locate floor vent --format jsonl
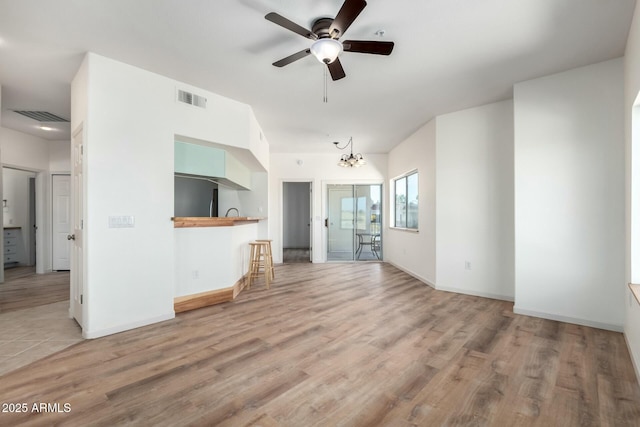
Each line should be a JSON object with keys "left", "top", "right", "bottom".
{"left": 177, "top": 89, "right": 207, "bottom": 109}
{"left": 12, "top": 110, "right": 69, "bottom": 122}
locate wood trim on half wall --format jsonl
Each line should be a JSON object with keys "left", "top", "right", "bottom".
{"left": 174, "top": 275, "right": 248, "bottom": 313}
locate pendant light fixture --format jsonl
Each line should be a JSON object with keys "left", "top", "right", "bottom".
{"left": 334, "top": 137, "right": 366, "bottom": 168}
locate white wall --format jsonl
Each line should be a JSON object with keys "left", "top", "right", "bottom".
{"left": 436, "top": 100, "right": 515, "bottom": 300}
{"left": 238, "top": 171, "right": 269, "bottom": 238}
{"left": 514, "top": 58, "right": 625, "bottom": 331}
{"left": 74, "top": 53, "right": 269, "bottom": 338}
{"left": 0, "top": 126, "right": 49, "bottom": 170}
{"left": 174, "top": 224, "right": 257, "bottom": 297}
{"left": 48, "top": 140, "right": 71, "bottom": 172}
{"left": 85, "top": 53, "right": 175, "bottom": 334}
{"left": 625, "top": 1, "right": 640, "bottom": 379}
{"left": 268, "top": 152, "right": 387, "bottom": 264}
{"left": 386, "top": 120, "right": 436, "bottom": 285}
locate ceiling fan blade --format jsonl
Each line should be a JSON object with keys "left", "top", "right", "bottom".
{"left": 342, "top": 40, "right": 394, "bottom": 55}
{"left": 329, "top": 0, "right": 367, "bottom": 39}
{"left": 327, "top": 58, "right": 346, "bottom": 81}
{"left": 265, "top": 12, "right": 317, "bottom": 40}
{"left": 273, "top": 49, "right": 311, "bottom": 67}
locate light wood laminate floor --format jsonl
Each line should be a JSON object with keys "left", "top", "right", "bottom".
{"left": 1, "top": 262, "right": 639, "bottom": 426}
{"left": 1, "top": 266, "right": 70, "bottom": 313}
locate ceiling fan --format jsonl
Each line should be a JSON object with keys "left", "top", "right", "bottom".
{"left": 265, "top": 0, "right": 394, "bottom": 81}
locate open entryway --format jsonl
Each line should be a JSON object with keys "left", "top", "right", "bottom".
{"left": 327, "top": 184, "right": 382, "bottom": 261}
{"left": 282, "top": 181, "right": 312, "bottom": 263}
{"left": 0, "top": 167, "right": 81, "bottom": 376}
{"left": 2, "top": 167, "right": 37, "bottom": 270}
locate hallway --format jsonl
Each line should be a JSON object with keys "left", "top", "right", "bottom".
{"left": 0, "top": 268, "right": 82, "bottom": 375}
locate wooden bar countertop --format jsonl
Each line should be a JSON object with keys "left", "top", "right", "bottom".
{"left": 172, "top": 216, "right": 266, "bottom": 228}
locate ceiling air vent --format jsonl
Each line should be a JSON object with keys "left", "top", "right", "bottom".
{"left": 177, "top": 89, "right": 207, "bottom": 109}
{"left": 12, "top": 110, "right": 69, "bottom": 122}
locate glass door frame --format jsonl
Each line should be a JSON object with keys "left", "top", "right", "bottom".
{"left": 323, "top": 180, "right": 384, "bottom": 262}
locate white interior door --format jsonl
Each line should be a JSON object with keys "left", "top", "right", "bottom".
{"left": 70, "top": 129, "right": 84, "bottom": 327}
{"left": 52, "top": 175, "right": 71, "bottom": 270}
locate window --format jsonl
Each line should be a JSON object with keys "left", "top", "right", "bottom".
{"left": 339, "top": 196, "right": 367, "bottom": 229}
{"left": 393, "top": 170, "right": 418, "bottom": 230}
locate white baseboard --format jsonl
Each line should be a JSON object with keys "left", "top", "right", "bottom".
{"left": 513, "top": 306, "right": 623, "bottom": 332}
{"left": 385, "top": 261, "right": 436, "bottom": 289}
{"left": 386, "top": 261, "right": 514, "bottom": 302}
{"left": 83, "top": 312, "right": 175, "bottom": 339}
{"left": 436, "top": 284, "right": 514, "bottom": 302}
{"left": 624, "top": 333, "right": 640, "bottom": 383}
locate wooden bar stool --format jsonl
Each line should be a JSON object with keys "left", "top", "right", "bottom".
{"left": 255, "top": 239, "right": 275, "bottom": 280}
{"left": 248, "top": 241, "right": 272, "bottom": 289}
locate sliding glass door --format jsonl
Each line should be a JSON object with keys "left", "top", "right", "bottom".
{"left": 327, "top": 184, "right": 382, "bottom": 261}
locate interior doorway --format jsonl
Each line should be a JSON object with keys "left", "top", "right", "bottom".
{"left": 2, "top": 167, "right": 37, "bottom": 270}
{"left": 327, "top": 184, "right": 382, "bottom": 261}
{"left": 283, "top": 181, "right": 312, "bottom": 263}
{"left": 0, "top": 169, "right": 79, "bottom": 375}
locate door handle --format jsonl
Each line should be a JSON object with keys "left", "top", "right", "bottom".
{"left": 324, "top": 218, "right": 328, "bottom": 228}
{"left": 67, "top": 234, "right": 75, "bottom": 241}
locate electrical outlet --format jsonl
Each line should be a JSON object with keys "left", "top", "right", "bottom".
{"left": 192, "top": 270, "right": 199, "bottom": 279}
{"left": 465, "top": 261, "right": 471, "bottom": 270}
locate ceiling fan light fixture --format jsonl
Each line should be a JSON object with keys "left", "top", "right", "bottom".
{"left": 310, "top": 38, "right": 342, "bottom": 64}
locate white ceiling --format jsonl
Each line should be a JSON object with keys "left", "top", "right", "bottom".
{"left": 0, "top": 0, "right": 636, "bottom": 154}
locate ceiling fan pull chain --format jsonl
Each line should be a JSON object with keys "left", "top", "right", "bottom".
{"left": 323, "top": 66, "right": 328, "bottom": 103}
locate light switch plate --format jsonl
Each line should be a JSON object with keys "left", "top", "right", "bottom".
{"left": 109, "top": 215, "right": 135, "bottom": 228}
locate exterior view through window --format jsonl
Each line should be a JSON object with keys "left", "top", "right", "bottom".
{"left": 394, "top": 171, "right": 418, "bottom": 230}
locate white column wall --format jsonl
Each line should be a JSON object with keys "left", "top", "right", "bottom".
{"left": 514, "top": 58, "right": 625, "bottom": 331}
{"left": 625, "top": 1, "right": 640, "bottom": 379}
{"left": 435, "top": 100, "right": 515, "bottom": 300}
{"left": 84, "top": 54, "right": 176, "bottom": 337}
